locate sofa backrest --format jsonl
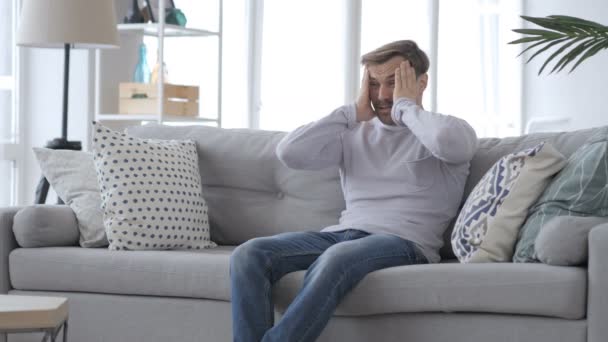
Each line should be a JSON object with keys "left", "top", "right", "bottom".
{"left": 127, "top": 124, "right": 345, "bottom": 245}
{"left": 129, "top": 123, "right": 604, "bottom": 257}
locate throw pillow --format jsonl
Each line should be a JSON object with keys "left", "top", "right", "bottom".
{"left": 92, "top": 121, "right": 217, "bottom": 251}
{"left": 12, "top": 205, "right": 80, "bottom": 248}
{"left": 535, "top": 215, "right": 608, "bottom": 266}
{"left": 452, "top": 142, "right": 566, "bottom": 263}
{"left": 513, "top": 128, "right": 608, "bottom": 262}
{"left": 33, "top": 148, "right": 108, "bottom": 247}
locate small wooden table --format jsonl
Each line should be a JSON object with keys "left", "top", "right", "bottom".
{"left": 0, "top": 295, "right": 68, "bottom": 342}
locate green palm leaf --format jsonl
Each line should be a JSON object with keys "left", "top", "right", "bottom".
{"left": 510, "top": 15, "right": 608, "bottom": 75}
{"left": 525, "top": 37, "right": 569, "bottom": 64}
{"left": 538, "top": 36, "right": 585, "bottom": 75}
{"left": 570, "top": 39, "right": 608, "bottom": 72}
{"left": 551, "top": 38, "right": 596, "bottom": 73}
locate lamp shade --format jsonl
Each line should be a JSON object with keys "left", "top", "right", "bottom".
{"left": 17, "top": 0, "right": 119, "bottom": 49}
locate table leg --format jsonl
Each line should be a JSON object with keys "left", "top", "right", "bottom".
{"left": 41, "top": 329, "right": 52, "bottom": 342}
{"left": 62, "top": 321, "right": 68, "bottom": 342}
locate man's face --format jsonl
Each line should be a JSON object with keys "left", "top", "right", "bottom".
{"left": 367, "top": 56, "right": 425, "bottom": 125}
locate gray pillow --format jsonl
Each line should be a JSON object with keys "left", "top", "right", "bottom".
{"left": 535, "top": 215, "right": 608, "bottom": 266}
{"left": 514, "top": 128, "right": 608, "bottom": 262}
{"left": 13, "top": 205, "right": 79, "bottom": 248}
{"left": 33, "top": 148, "right": 108, "bottom": 247}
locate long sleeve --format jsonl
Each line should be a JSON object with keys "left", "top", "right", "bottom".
{"left": 276, "top": 104, "right": 358, "bottom": 170}
{"left": 391, "top": 97, "right": 478, "bottom": 164}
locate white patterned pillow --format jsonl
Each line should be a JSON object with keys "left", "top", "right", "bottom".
{"left": 451, "top": 142, "right": 566, "bottom": 263}
{"left": 92, "top": 122, "right": 217, "bottom": 251}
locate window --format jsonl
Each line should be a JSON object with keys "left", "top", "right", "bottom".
{"left": 361, "top": 0, "right": 434, "bottom": 110}
{"left": 254, "top": 0, "right": 522, "bottom": 137}
{"left": 258, "top": 0, "right": 347, "bottom": 131}
{"left": 436, "top": 0, "right": 522, "bottom": 137}
{"left": 0, "top": 0, "right": 20, "bottom": 206}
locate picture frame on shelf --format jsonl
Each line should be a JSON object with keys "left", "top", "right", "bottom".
{"left": 145, "top": 0, "right": 176, "bottom": 23}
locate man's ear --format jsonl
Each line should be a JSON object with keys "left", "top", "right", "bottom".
{"left": 418, "top": 73, "right": 428, "bottom": 92}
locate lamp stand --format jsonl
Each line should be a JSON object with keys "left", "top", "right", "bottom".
{"left": 34, "top": 44, "right": 82, "bottom": 204}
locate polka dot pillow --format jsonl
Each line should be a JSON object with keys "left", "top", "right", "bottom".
{"left": 92, "top": 122, "right": 217, "bottom": 251}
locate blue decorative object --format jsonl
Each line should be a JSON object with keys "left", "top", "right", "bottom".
{"left": 133, "top": 43, "right": 150, "bottom": 83}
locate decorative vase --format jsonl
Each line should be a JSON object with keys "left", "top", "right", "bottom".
{"left": 151, "top": 60, "right": 169, "bottom": 84}
{"left": 133, "top": 43, "right": 151, "bottom": 83}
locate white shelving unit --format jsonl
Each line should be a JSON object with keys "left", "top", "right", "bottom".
{"left": 94, "top": 0, "right": 223, "bottom": 127}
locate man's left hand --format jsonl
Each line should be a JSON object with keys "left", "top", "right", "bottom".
{"left": 394, "top": 61, "right": 418, "bottom": 102}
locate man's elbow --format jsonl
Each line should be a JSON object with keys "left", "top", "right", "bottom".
{"left": 436, "top": 124, "right": 478, "bottom": 163}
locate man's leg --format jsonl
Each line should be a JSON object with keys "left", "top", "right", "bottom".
{"left": 230, "top": 230, "right": 346, "bottom": 342}
{"left": 262, "top": 232, "right": 428, "bottom": 342}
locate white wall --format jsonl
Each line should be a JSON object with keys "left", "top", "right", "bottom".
{"left": 522, "top": 0, "right": 608, "bottom": 133}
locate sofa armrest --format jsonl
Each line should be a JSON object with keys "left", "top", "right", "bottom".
{"left": 588, "top": 223, "right": 608, "bottom": 342}
{"left": 0, "top": 207, "right": 22, "bottom": 294}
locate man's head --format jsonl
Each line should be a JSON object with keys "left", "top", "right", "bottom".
{"left": 361, "top": 40, "right": 429, "bottom": 124}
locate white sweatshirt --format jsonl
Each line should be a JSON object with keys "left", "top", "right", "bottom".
{"left": 276, "top": 97, "right": 478, "bottom": 263}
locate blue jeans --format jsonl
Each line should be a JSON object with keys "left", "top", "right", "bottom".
{"left": 229, "top": 229, "right": 428, "bottom": 342}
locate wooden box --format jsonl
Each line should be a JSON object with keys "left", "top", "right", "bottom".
{"left": 118, "top": 83, "right": 199, "bottom": 116}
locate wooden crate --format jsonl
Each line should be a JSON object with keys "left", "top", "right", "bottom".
{"left": 118, "top": 83, "right": 199, "bottom": 116}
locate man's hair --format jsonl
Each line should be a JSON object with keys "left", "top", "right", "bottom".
{"left": 360, "top": 40, "right": 430, "bottom": 78}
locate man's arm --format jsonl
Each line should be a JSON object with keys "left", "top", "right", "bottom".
{"left": 276, "top": 105, "right": 357, "bottom": 170}
{"left": 391, "top": 61, "right": 478, "bottom": 164}
{"left": 391, "top": 98, "right": 478, "bottom": 164}
{"left": 277, "top": 69, "right": 376, "bottom": 170}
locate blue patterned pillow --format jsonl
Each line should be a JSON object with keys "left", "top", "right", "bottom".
{"left": 513, "top": 128, "right": 608, "bottom": 263}
{"left": 452, "top": 142, "right": 566, "bottom": 263}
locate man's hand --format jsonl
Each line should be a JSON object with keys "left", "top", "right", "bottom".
{"left": 394, "top": 61, "right": 418, "bottom": 102}
{"left": 356, "top": 69, "right": 376, "bottom": 122}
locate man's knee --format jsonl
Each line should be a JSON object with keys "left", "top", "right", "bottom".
{"left": 311, "top": 244, "right": 352, "bottom": 274}
{"left": 230, "top": 237, "right": 271, "bottom": 273}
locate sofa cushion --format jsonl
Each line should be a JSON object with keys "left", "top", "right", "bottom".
{"left": 10, "top": 246, "right": 235, "bottom": 301}
{"left": 451, "top": 142, "right": 566, "bottom": 263}
{"left": 126, "top": 124, "right": 346, "bottom": 245}
{"left": 514, "top": 128, "right": 608, "bottom": 262}
{"left": 92, "top": 122, "right": 216, "bottom": 251}
{"left": 12, "top": 205, "right": 79, "bottom": 248}
{"left": 536, "top": 215, "right": 608, "bottom": 266}
{"left": 33, "top": 148, "right": 107, "bottom": 247}
{"left": 440, "top": 125, "right": 605, "bottom": 260}
{"left": 10, "top": 247, "right": 586, "bottom": 319}
{"left": 275, "top": 262, "right": 586, "bottom": 320}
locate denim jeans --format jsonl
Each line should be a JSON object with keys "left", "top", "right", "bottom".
{"left": 229, "top": 229, "right": 428, "bottom": 342}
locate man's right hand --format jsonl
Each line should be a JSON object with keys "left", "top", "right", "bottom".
{"left": 356, "top": 69, "right": 376, "bottom": 122}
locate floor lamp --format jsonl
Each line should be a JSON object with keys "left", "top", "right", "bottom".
{"left": 16, "top": 0, "right": 119, "bottom": 204}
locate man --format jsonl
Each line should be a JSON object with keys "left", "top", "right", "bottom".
{"left": 230, "top": 40, "right": 478, "bottom": 342}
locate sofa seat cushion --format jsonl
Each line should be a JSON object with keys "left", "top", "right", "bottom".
{"left": 10, "top": 248, "right": 586, "bottom": 319}
{"left": 275, "top": 262, "right": 586, "bottom": 320}
{"left": 10, "top": 246, "right": 236, "bottom": 301}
